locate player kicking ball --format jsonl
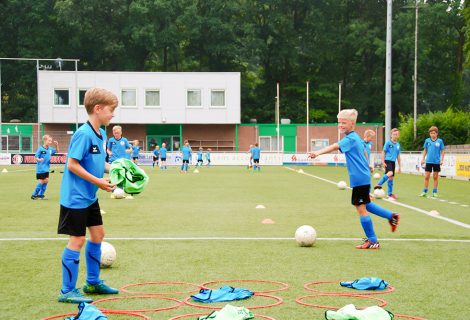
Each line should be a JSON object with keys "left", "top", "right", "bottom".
{"left": 309, "top": 109, "right": 399, "bottom": 249}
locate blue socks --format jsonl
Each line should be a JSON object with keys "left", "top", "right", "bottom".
{"left": 423, "top": 188, "right": 428, "bottom": 193}
{"left": 366, "top": 202, "right": 392, "bottom": 220}
{"left": 433, "top": 188, "right": 437, "bottom": 193}
{"left": 39, "top": 183, "right": 48, "bottom": 196}
{"left": 61, "top": 247, "right": 80, "bottom": 294}
{"left": 360, "top": 216, "right": 377, "bottom": 243}
{"left": 32, "top": 183, "right": 42, "bottom": 197}
{"left": 378, "top": 175, "right": 388, "bottom": 186}
{"left": 387, "top": 180, "right": 394, "bottom": 195}
{"left": 85, "top": 241, "right": 101, "bottom": 285}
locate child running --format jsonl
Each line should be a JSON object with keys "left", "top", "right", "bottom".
{"left": 374, "top": 128, "right": 401, "bottom": 200}
{"left": 31, "top": 135, "right": 59, "bottom": 200}
{"left": 309, "top": 109, "right": 399, "bottom": 249}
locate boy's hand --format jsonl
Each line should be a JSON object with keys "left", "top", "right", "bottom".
{"left": 420, "top": 160, "right": 425, "bottom": 167}
{"left": 308, "top": 152, "right": 318, "bottom": 159}
{"left": 53, "top": 140, "right": 59, "bottom": 145}
{"left": 369, "top": 165, "right": 374, "bottom": 173}
{"left": 382, "top": 162, "right": 387, "bottom": 168}
{"left": 97, "top": 178, "right": 115, "bottom": 192}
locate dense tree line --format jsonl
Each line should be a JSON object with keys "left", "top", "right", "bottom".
{"left": 1, "top": 0, "right": 468, "bottom": 127}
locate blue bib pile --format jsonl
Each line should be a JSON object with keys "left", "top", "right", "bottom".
{"left": 340, "top": 277, "right": 388, "bottom": 291}
{"left": 191, "top": 285, "right": 254, "bottom": 303}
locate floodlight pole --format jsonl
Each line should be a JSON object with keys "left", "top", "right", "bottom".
{"left": 413, "top": 0, "right": 419, "bottom": 140}
{"left": 276, "top": 82, "right": 280, "bottom": 156}
{"left": 385, "top": 0, "right": 393, "bottom": 140}
{"left": 306, "top": 81, "right": 309, "bottom": 153}
{"left": 338, "top": 81, "right": 342, "bottom": 142}
{"left": 0, "top": 61, "right": 2, "bottom": 151}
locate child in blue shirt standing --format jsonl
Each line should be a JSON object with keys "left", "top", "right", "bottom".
{"left": 152, "top": 145, "right": 160, "bottom": 169}
{"left": 374, "top": 128, "right": 401, "bottom": 200}
{"left": 181, "top": 140, "right": 192, "bottom": 173}
{"left": 309, "top": 109, "right": 399, "bottom": 249}
{"left": 57, "top": 88, "right": 119, "bottom": 303}
{"left": 205, "top": 148, "right": 211, "bottom": 166}
{"left": 159, "top": 143, "right": 167, "bottom": 170}
{"left": 420, "top": 126, "right": 445, "bottom": 198}
{"left": 131, "top": 140, "right": 141, "bottom": 165}
{"left": 31, "top": 135, "right": 59, "bottom": 200}
{"left": 252, "top": 143, "right": 261, "bottom": 172}
{"left": 196, "top": 147, "right": 204, "bottom": 166}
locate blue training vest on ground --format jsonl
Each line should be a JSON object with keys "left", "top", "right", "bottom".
{"left": 340, "top": 277, "right": 388, "bottom": 291}
{"left": 191, "top": 285, "right": 254, "bottom": 303}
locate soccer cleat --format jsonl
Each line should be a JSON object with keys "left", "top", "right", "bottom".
{"left": 432, "top": 193, "right": 439, "bottom": 198}
{"left": 83, "top": 280, "right": 119, "bottom": 294}
{"left": 31, "top": 195, "right": 37, "bottom": 200}
{"left": 58, "top": 288, "right": 93, "bottom": 304}
{"left": 38, "top": 195, "right": 48, "bottom": 200}
{"left": 355, "top": 239, "right": 380, "bottom": 249}
{"left": 389, "top": 213, "right": 400, "bottom": 232}
{"left": 388, "top": 194, "right": 397, "bottom": 200}
{"left": 374, "top": 185, "right": 382, "bottom": 190}
{"left": 419, "top": 192, "right": 428, "bottom": 198}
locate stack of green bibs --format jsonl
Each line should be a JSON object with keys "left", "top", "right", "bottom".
{"left": 325, "top": 304, "right": 394, "bottom": 320}
{"left": 198, "top": 304, "right": 254, "bottom": 320}
{"left": 109, "top": 159, "right": 149, "bottom": 194}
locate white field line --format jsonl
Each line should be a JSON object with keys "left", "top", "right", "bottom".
{"left": 1, "top": 237, "right": 470, "bottom": 243}
{"left": 285, "top": 167, "right": 470, "bottom": 229}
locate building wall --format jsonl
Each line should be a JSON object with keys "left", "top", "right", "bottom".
{"left": 238, "top": 126, "right": 258, "bottom": 151}
{"left": 183, "top": 124, "right": 236, "bottom": 151}
{"left": 38, "top": 71, "right": 240, "bottom": 125}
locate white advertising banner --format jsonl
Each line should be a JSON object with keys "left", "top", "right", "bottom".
{"left": 0, "top": 153, "right": 11, "bottom": 165}
{"left": 139, "top": 152, "right": 283, "bottom": 166}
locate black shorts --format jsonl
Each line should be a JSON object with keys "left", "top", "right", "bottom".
{"left": 351, "top": 185, "right": 371, "bottom": 206}
{"left": 253, "top": 159, "right": 260, "bottom": 164}
{"left": 183, "top": 159, "right": 189, "bottom": 164}
{"left": 132, "top": 156, "right": 139, "bottom": 160}
{"left": 207, "top": 159, "right": 211, "bottom": 163}
{"left": 425, "top": 163, "right": 441, "bottom": 173}
{"left": 58, "top": 200, "right": 103, "bottom": 236}
{"left": 197, "top": 159, "right": 203, "bottom": 163}
{"left": 161, "top": 158, "right": 166, "bottom": 161}
{"left": 385, "top": 160, "right": 396, "bottom": 176}
{"left": 153, "top": 156, "right": 159, "bottom": 162}
{"left": 36, "top": 172, "right": 49, "bottom": 180}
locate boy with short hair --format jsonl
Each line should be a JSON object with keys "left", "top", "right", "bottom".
{"left": 57, "top": 88, "right": 119, "bottom": 303}
{"left": 159, "top": 143, "right": 167, "bottom": 170}
{"left": 362, "top": 129, "right": 375, "bottom": 170}
{"left": 374, "top": 128, "right": 401, "bottom": 200}
{"left": 31, "top": 135, "right": 59, "bottom": 200}
{"left": 309, "top": 109, "right": 399, "bottom": 249}
{"left": 197, "top": 147, "right": 204, "bottom": 166}
{"left": 252, "top": 143, "right": 261, "bottom": 171}
{"left": 106, "top": 125, "right": 132, "bottom": 163}
{"left": 181, "top": 140, "right": 192, "bottom": 173}
{"left": 205, "top": 148, "right": 211, "bottom": 166}
{"left": 420, "top": 126, "right": 445, "bottom": 198}
{"left": 152, "top": 145, "right": 160, "bottom": 169}
{"left": 131, "top": 140, "right": 141, "bottom": 164}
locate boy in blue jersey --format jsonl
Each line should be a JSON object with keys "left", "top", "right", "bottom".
{"left": 362, "top": 129, "right": 375, "bottom": 170}
{"left": 420, "top": 126, "right": 445, "bottom": 198}
{"left": 31, "top": 135, "right": 59, "bottom": 200}
{"left": 374, "top": 128, "right": 401, "bottom": 200}
{"left": 205, "top": 148, "right": 211, "bottom": 166}
{"left": 152, "top": 145, "right": 160, "bottom": 169}
{"left": 180, "top": 140, "right": 192, "bottom": 173}
{"left": 159, "top": 143, "right": 167, "bottom": 170}
{"left": 247, "top": 144, "right": 254, "bottom": 169}
{"left": 131, "top": 140, "right": 141, "bottom": 164}
{"left": 252, "top": 143, "right": 261, "bottom": 171}
{"left": 196, "top": 147, "right": 204, "bottom": 166}
{"left": 57, "top": 88, "right": 119, "bottom": 303}
{"left": 309, "top": 109, "right": 399, "bottom": 249}
{"left": 106, "top": 125, "right": 132, "bottom": 163}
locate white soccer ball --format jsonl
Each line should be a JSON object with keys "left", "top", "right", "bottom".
{"left": 373, "top": 173, "right": 381, "bottom": 179}
{"left": 337, "top": 181, "right": 347, "bottom": 190}
{"left": 295, "top": 225, "right": 317, "bottom": 247}
{"left": 113, "top": 187, "right": 125, "bottom": 199}
{"left": 100, "top": 241, "right": 116, "bottom": 268}
{"left": 373, "top": 188, "right": 386, "bottom": 199}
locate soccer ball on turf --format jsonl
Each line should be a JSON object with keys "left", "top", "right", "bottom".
{"left": 100, "top": 241, "right": 117, "bottom": 268}
{"left": 373, "top": 173, "right": 381, "bottom": 179}
{"left": 373, "top": 188, "right": 386, "bottom": 199}
{"left": 295, "top": 225, "right": 317, "bottom": 247}
{"left": 337, "top": 181, "right": 347, "bottom": 190}
{"left": 113, "top": 187, "right": 125, "bottom": 199}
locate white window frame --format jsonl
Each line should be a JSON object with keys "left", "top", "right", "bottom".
{"left": 311, "top": 139, "right": 329, "bottom": 151}
{"left": 186, "top": 89, "right": 203, "bottom": 108}
{"left": 78, "top": 88, "right": 89, "bottom": 108}
{"left": 144, "top": 89, "right": 161, "bottom": 108}
{"left": 259, "top": 136, "right": 284, "bottom": 152}
{"left": 53, "top": 88, "right": 70, "bottom": 107}
{"left": 121, "top": 88, "right": 137, "bottom": 108}
{"left": 210, "top": 89, "right": 226, "bottom": 108}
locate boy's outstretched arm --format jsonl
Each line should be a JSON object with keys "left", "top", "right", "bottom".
{"left": 308, "top": 143, "right": 339, "bottom": 159}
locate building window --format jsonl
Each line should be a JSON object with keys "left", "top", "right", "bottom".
{"left": 311, "top": 139, "right": 329, "bottom": 151}
{"left": 145, "top": 89, "right": 160, "bottom": 107}
{"left": 78, "top": 89, "right": 87, "bottom": 106}
{"left": 211, "top": 90, "right": 225, "bottom": 107}
{"left": 54, "top": 89, "right": 69, "bottom": 106}
{"left": 259, "top": 136, "right": 284, "bottom": 152}
{"left": 187, "top": 89, "right": 202, "bottom": 107}
{"left": 121, "top": 89, "right": 137, "bottom": 107}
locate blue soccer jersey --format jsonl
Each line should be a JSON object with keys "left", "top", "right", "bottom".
{"left": 423, "top": 138, "right": 445, "bottom": 164}
{"left": 159, "top": 147, "right": 167, "bottom": 158}
{"left": 60, "top": 122, "right": 107, "bottom": 209}
{"left": 362, "top": 140, "right": 372, "bottom": 164}
{"left": 131, "top": 145, "right": 140, "bottom": 158}
{"left": 107, "top": 137, "right": 131, "bottom": 162}
{"left": 197, "top": 150, "right": 203, "bottom": 161}
{"left": 182, "top": 146, "right": 192, "bottom": 161}
{"left": 205, "top": 151, "right": 211, "bottom": 160}
{"left": 35, "top": 146, "right": 56, "bottom": 174}
{"left": 338, "top": 131, "right": 371, "bottom": 187}
{"left": 383, "top": 140, "right": 401, "bottom": 161}
{"left": 252, "top": 147, "right": 260, "bottom": 160}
